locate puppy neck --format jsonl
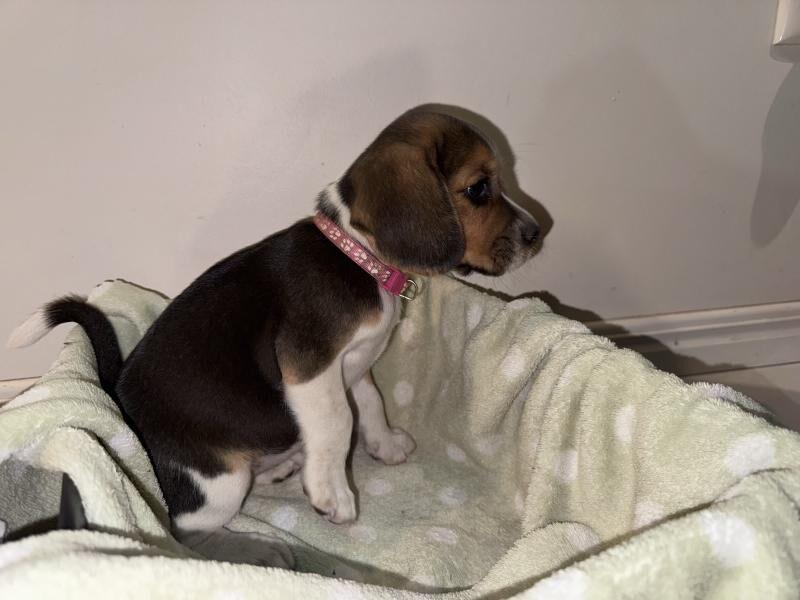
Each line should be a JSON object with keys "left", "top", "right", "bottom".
{"left": 315, "top": 181, "right": 374, "bottom": 251}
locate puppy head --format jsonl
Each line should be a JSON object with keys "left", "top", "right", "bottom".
{"left": 337, "top": 108, "right": 539, "bottom": 276}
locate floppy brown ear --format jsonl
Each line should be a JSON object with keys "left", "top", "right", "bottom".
{"left": 345, "top": 142, "right": 465, "bottom": 274}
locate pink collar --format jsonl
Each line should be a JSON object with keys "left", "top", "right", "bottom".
{"left": 313, "top": 212, "right": 418, "bottom": 300}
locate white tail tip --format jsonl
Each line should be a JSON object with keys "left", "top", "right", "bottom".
{"left": 7, "top": 308, "right": 51, "bottom": 349}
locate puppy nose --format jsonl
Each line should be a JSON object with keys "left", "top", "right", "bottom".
{"left": 521, "top": 221, "right": 540, "bottom": 245}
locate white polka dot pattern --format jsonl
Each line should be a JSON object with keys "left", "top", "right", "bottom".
{"left": 700, "top": 512, "right": 755, "bottom": 568}
{"left": 269, "top": 506, "right": 299, "bottom": 532}
{"left": 614, "top": 405, "right": 635, "bottom": 445}
{"left": 501, "top": 347, "right": 527, "bottom": 381}
{"left": 348, "top": 525, "right": 377, "bottom": 544}
{"left": 438, "top": 486, "right": 467, "bottom": 507}
{"left": 446, "top": 443, "right": 466, "bottom": 462}
{"left": 364, "top": 478, "right": 393, "bottom": 496}
{"left": 566, "top": 526, "right": 601, "bottom": 552}
{"left": 466, "top": 303, "right": 483, "bottom": 332}
{"left": 427, "top": 527, "right": 459, "bottom": 545}
{"left": 475, "top": 435, "right": 502, "bottom": 457}
{"left": 724, "top": 433, "right": 775, "bottom": 478}
{"left": 398, "top": 319, "right": 416, "bottom": 343}
{"left": 392, "top": 380, "right": 414, "bottom": 407}
{"left": 554, "top": 449, "right": 578, "bottom": 482}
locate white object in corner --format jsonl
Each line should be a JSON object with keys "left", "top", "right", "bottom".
{"left": 773, "top": 0, "right": 800, "bottom": 61}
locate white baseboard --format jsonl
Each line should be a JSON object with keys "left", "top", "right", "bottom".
{"left": 3, "top": 301, "right": 799, "bottom": 397}
{"left": 587, "top": 300, "right": 800, "bottom": 376}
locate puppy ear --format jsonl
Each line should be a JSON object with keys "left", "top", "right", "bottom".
{"left": 345, "top": 142, "right": 465, "bottom": 273}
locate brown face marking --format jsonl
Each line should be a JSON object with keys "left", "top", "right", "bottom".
{"left": 448, "top": 145, "right": 515, "bottom": 274}
{"left": 339, "top": 109, "right": 525, "bottom": 275}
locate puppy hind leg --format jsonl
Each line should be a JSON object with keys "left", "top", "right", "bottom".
{"left": 253, "top": 443, "right": 305, "bottom": 484}
{"left": 173, "top": 466, "right": 294, "bottom": 568}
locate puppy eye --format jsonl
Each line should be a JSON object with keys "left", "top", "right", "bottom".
{"left": 464, "top": 177, "right": 491, "bottom": 206}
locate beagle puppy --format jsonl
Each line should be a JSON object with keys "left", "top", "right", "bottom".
{"left": 9, "top": 108, "right": 540, "bottom": 567}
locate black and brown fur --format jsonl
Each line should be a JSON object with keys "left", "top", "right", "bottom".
{"left": 10, "top": 107, "right": 540, "bottom": 560}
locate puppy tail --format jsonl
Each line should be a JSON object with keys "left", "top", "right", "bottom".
{"left": 8, "top": 295, "right": 123, "bottom": 398}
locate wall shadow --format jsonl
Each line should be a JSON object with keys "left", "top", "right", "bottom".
{"left": 751, "top": 65, "right": 800, "bottom": 246}
{"left": 456, "top": 278, "right": 800, "bottom": 423}
{"left": 527, "top": 289, "right": 745, "bottom": 377}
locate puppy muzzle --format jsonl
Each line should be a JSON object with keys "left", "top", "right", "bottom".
{"left": 503, "top": 194, "right": 540, "bottom": 271}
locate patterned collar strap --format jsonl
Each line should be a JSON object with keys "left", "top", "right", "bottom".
{"left": 313, "top": 212, "right": 418, "bottom": 300}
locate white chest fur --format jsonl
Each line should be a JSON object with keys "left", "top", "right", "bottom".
{"left": 341, "top": 289, "right": 401, "bottom": 388}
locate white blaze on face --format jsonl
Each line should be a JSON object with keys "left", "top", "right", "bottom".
{"left": 501, "top": 193, "right": 539, "bottom": 270}
{"left": 502, "top": 192, "right": 537, "bottom": 225}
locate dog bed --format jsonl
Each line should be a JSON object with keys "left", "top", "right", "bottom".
{"left": 2, "top": 278, "right": 799, "bottom": 599}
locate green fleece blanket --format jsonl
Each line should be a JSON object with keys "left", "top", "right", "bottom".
{"left": 2, "top": 278, "right": 799, "bottom": 599}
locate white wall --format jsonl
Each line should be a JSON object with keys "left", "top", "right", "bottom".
{"left": 2, "top": 1, "right": 798, "bottom": 379}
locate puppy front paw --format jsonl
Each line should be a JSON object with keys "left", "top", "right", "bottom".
{"left": 367, "top": 427, "right": 416, "bottom": 465}
{"left": 304, "top": 477, "right": 357, "bottom": 524}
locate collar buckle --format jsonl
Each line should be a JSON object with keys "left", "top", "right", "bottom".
{"left": 399, "top": 279, "right": 418, "bottom": 301}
